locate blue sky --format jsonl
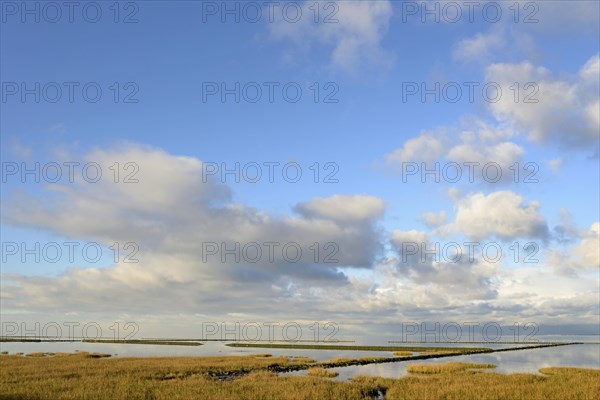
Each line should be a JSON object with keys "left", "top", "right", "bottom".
{"left": 1, "top": 0, "right": 599, "bottom": 340}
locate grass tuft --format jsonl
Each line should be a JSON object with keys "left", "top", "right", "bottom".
{"left": 307, "top": 367, "right": 339, "bottom": 378}
{"left": 392, "top": 351, "right": 413, "bottom": 357}
{"left": 407, "top": 362, "right": 497, "bottom": 374}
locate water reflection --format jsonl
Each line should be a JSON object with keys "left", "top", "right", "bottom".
{"left": 2, "top": 340, "right": 598, "bottom": 382}
{"left": 325, "top": 344, "right": 600, "bottom": 381}
{"left": 0, "top": 341, "right": 209, "bottom": 357}
{"left": 0, "top": 341, "right": 399, "bottom": 360}
{"left": 0, "top": 341, "right": 530, "bottom": 359}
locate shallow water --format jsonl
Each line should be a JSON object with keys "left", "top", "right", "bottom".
{"left": 316, "top": 344, "right": 600, "bottom": 381}
{"left": 0, "top": 340, "right": 534, "bottom": 359}
{"left": 2, "top": 339, "right": 598, "bottom": 381}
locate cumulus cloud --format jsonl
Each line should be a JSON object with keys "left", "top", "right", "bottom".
{"left": 452, "top": 31, "right": 505, "bottom": 64}
{"left": 389, "top": 229, "right": 499, "bottom": 301}
{"left": 1, "top": 145, "right": 386, "bottom": 314}
{"left": 315, "top": 240, "right": 599, "bottom": 328}
{"left": 441, "top": 191, "right": 550, "bottom": 241}
{"left": 267, "top": 0, "right": 394, "bottom": 73}
{"left": 390, "top": 229, "right": 429, "bottom": 270}
{"left": 386, "top": 134, "right": 445, "bottom": 165}
{"left": 421, "top": 211, "right": 447, "bottom": 229}
{"left": 385, "top": 117, "right": 525, "bottom": 186}
{"left": 575, "top": 223, "right": 600, "bottom": 267}
{"left": 547, "top": 222, "right": 600, "bottom": 276}
{"left": 295, "top": 194, "right": 385, "bottom": 222}
{"left": 552, "top": 208, "right": 580, "bottom": 243}
{"left": 365, "top": 216, "right": 598, "bottom": 326}
{"left": 386, "top": 56, "right": 599, "bottom": 184}
{"left": 486, "top": 54, "right": 600, "bottom": 149}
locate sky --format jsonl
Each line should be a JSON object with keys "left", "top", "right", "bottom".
{"left": 1, "top": 0, "right": 599, "bottom": 342}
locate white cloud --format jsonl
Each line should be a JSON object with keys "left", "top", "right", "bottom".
{"left": 547, "top": 222, "right": 600, "bottom": 276}
{"left": 421, "top": 211, "right": 447, "bottom": 229}
{"left": 386, "top": 118, "right": 524, "bottom": 186}
{"left": 391, "top": 229, "right": 428, "bottom": 253}
{"left": 1, "top": 145, "right": 387, "bottom": 314}
{"left": 452, "top": 31, "right": 505, "bottom": 64}
{"left": 389, "top": 229, "right": 499, "bottom": 301}
{"left": 444, "top": 191, "right": 549, "bottom": 241}
{"left": 575, "top": 222, "right": 600, "bottom": 268}
{"left": 268, "top": 0, "right": 394, "bottom": 74}
{"left": 552, "top": 208, "right": 580, "bottom": 243}
{"left": 486, "top": 55, "right": 600, "bottom": 149}
{"left": 386, "top": 56, "right": 599, "bottom": 188}
{"left": 295, "top": 194, "right": 385, "bottom": 222}
{"left": 548, "top": 158, "right": 563, "bottom": 171}
{"left": 386, "top": 133, "right": 444, "bottom": 164}
{"left": 446, "top": 141, "right": 524, "bottom": 171}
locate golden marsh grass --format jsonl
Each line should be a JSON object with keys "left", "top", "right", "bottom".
{"left": 306, "top": 367, "right": 339, "bottom": 378}
{"left": 406, "top": 361, "right": 496, "bottom": 374}
{"left": 1, "top": 353, "right": 598, "bottom": 399}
